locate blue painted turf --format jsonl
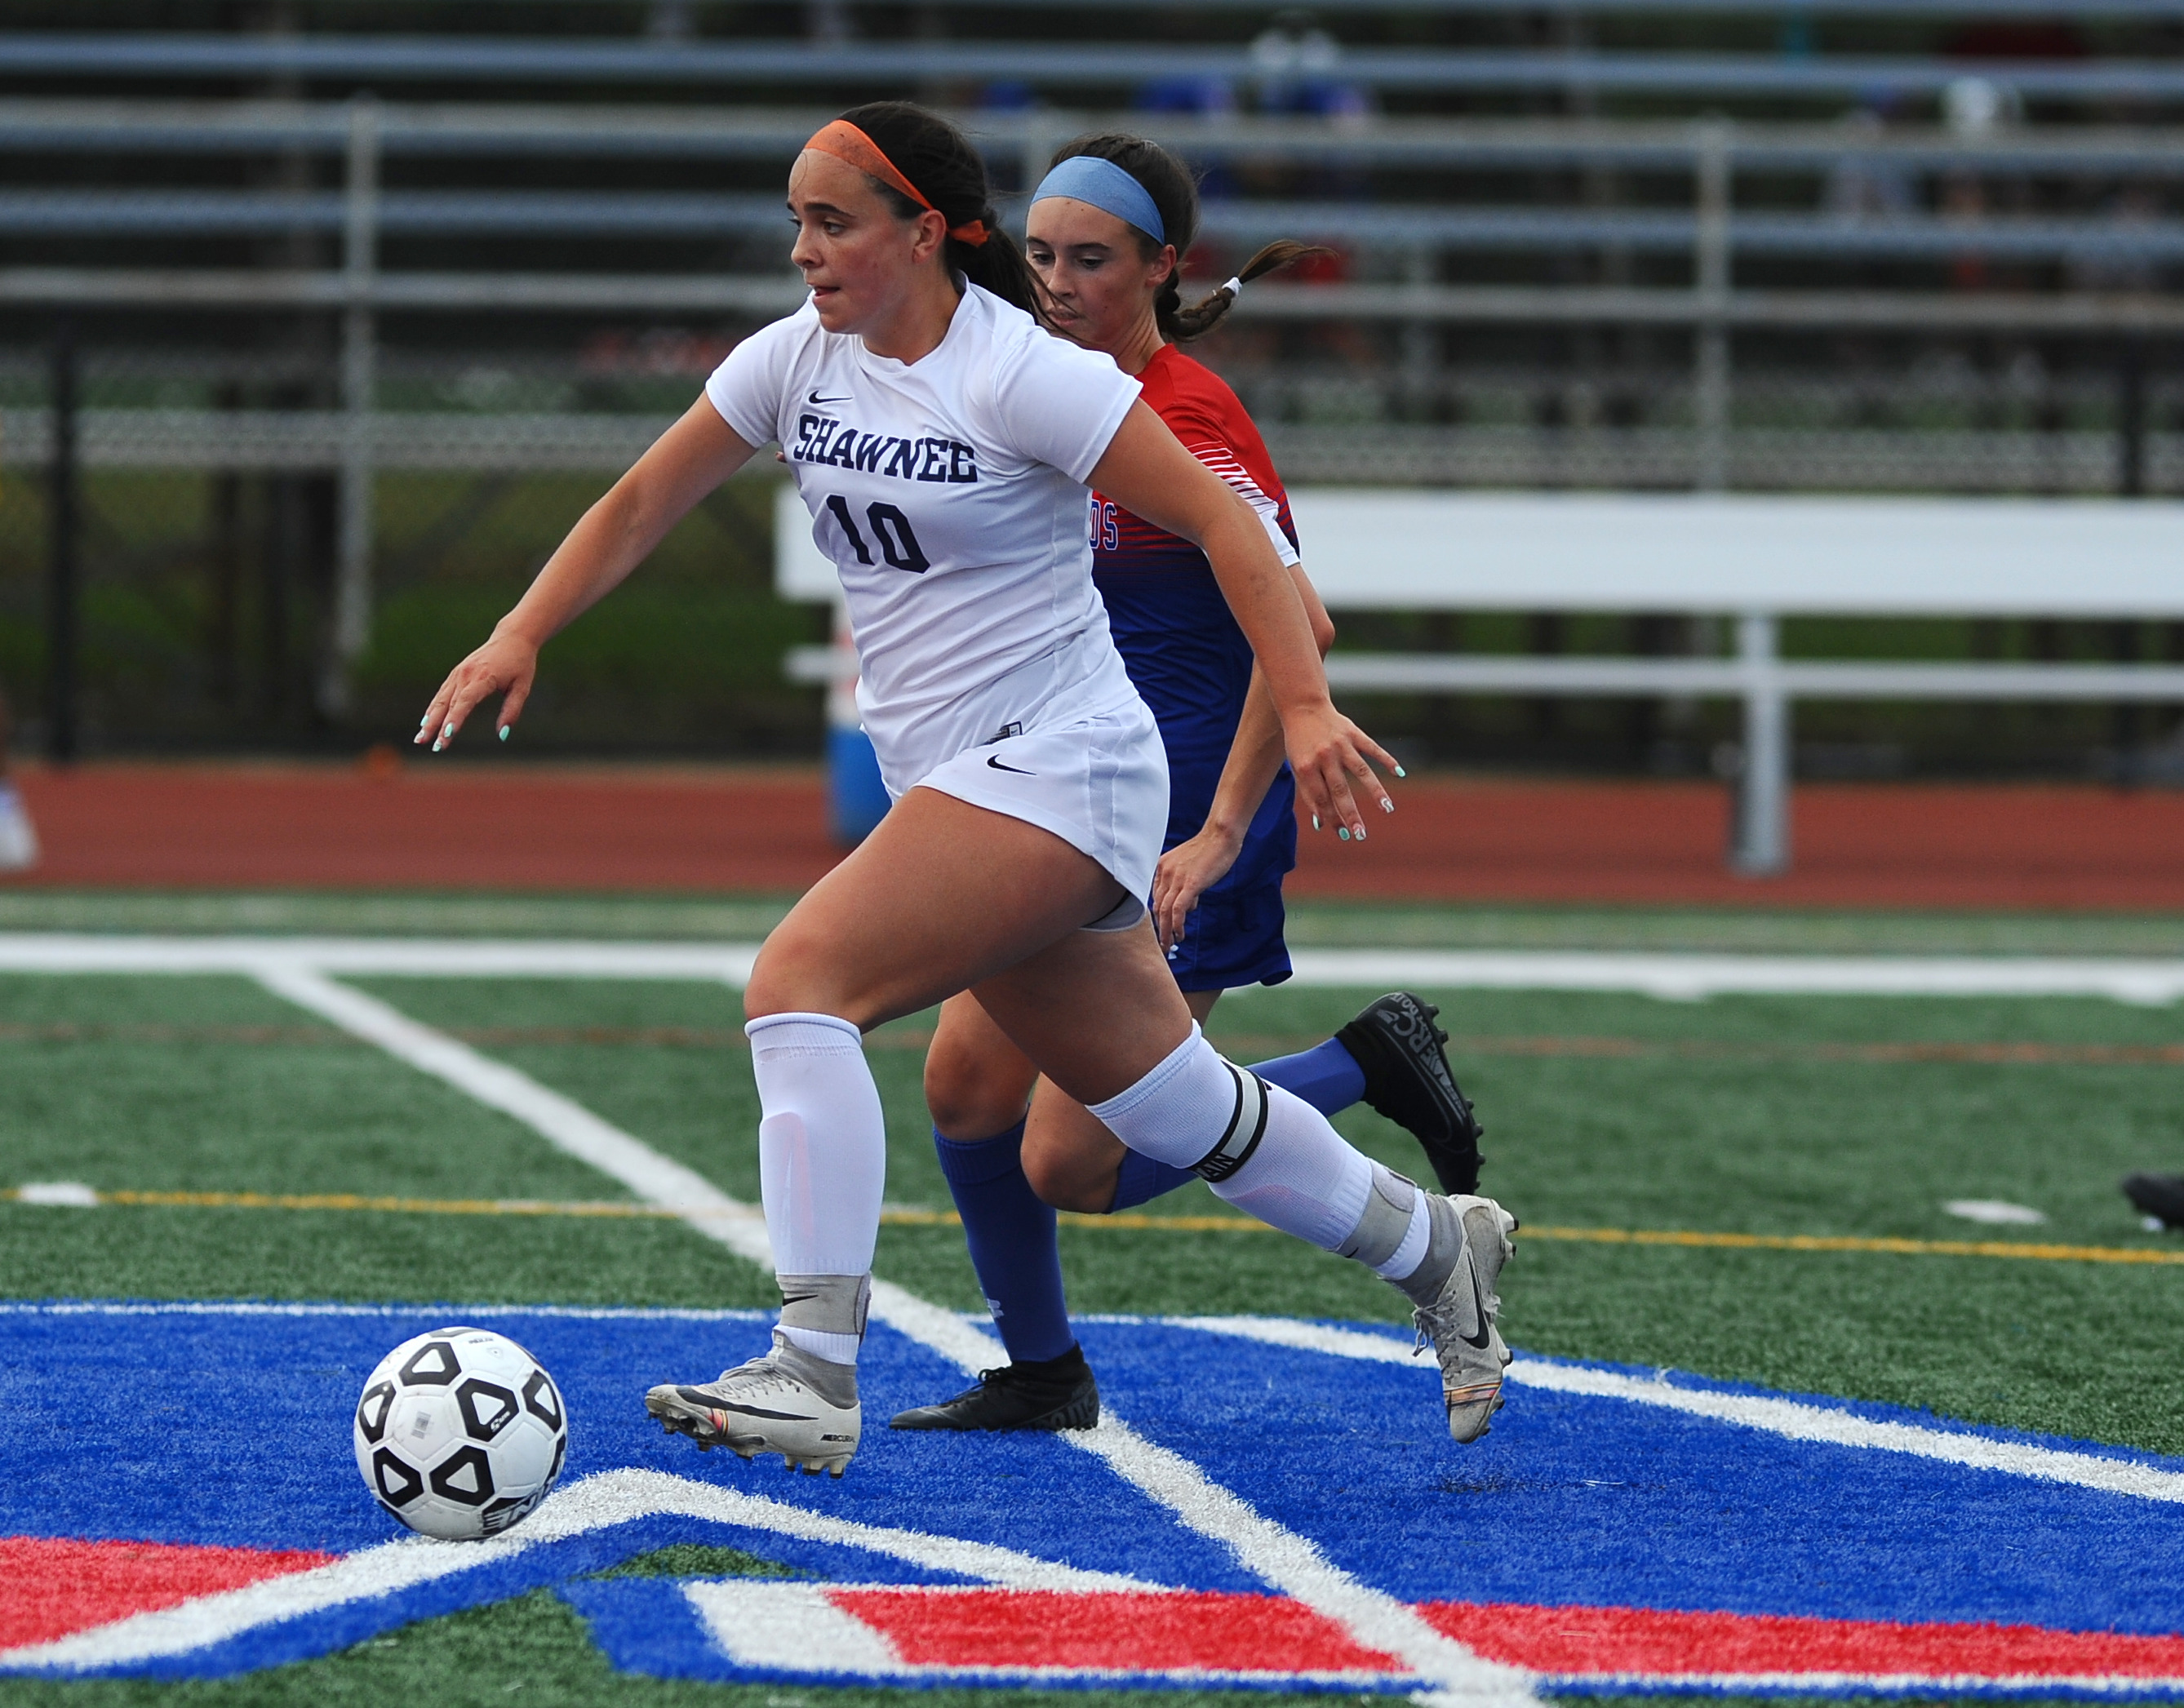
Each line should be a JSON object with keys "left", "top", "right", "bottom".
{"left": 4, "top": 1302, "right": 2184, "bottom": 1680}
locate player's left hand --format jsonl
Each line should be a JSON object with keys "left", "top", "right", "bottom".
{"left": 1152, "top": 827, "right": 1246, "bottom": 952}
{"left": 1283, "top": 701, "right": 1398, "bottom": 841}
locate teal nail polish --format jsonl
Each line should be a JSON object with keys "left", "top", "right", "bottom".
{"left": 442, "top": 722, "right": 455, "bottom": 739}
{"left": 418, "top": 713, "right": 431, "bottom": 729}
{"left": 1395, "top": 765, "right": 1407, "bottom": 778}
{"left": 498, "top": 725, "right": 510, "bottom": 743}
{"left": 1338, "top": 827, "right": 1350, "bottom": 841}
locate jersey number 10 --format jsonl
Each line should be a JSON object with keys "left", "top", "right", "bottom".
{"left": 826, "top": 495, "right": 930, "bottom": 575}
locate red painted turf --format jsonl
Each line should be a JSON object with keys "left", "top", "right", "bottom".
{"left": 10, "top": 761, "right": 2184, "bottom": 908}
{"left": 836, "top": 1586, "right": 1399, "bottom": 1673}
{"left": 824, "top": 1586, "right": 2184, "bottom": 1684}
{"left": 0, "top": 1536, "right": 334, "bottom": 1648}
{"left": 1422, "top": 1599, "right": 2184, "bottom": 1682}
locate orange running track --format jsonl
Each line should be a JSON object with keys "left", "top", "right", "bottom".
{"left": 7, "top": 761, "right": 2184, "bottom": 911}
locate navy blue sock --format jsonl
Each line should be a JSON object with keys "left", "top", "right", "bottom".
{"left": 1251, "top": 1036, "right": 1367, "bottom": 1116}
{"left": 1104, "top": 1036, "right": 1370, "bottom": 1214}
{"left": 932, "top": 1123, "right": 1076, "bottom": 1365}
{"left": 1108, "top": 1147, "right": 1196, "bottom": 1213}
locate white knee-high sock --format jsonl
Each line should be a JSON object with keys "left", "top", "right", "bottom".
{"left": 1089, "top": 1026, "right": 1385, "bottom": 1254}
{"left": 745, "top": 1010, "right": 886, "bottom": 1364}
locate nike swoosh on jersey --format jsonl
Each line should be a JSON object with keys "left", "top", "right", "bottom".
{"left": 985, "top": 756, "right": 1035, "bottom": 776}
{"left": 807, "top": 389, "right": 853, "bottom": 405}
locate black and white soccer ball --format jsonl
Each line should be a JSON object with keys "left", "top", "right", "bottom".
{"left": 353, "top": 1327, "right": 568, "bottom": 1541}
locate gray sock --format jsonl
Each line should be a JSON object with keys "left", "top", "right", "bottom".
{"left": 1391, "top": 1193, "right": 1466, "bottom": 1308}
{"left": 769, "top": 1327, "right": 860, "bottom": 1409}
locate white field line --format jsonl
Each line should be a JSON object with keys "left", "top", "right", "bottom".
{"left": 250, "top": 965, "right": 773, "bottom": 1263}
{"left": 247, "top": 965, "right": 1537, "bottom": 1707}
{"left": 0, "top": 1467, "right": 1148, "bottom": 1675}
{"left": 684, "top": 1580, "right": 1411, "bottom": 1688}
{"left": 0, "top": 933, "right": 2180, "bottom": 1002}
{"left": 0, "top": 1301, "right": 767, "bottom": 1322}
{"left": 1177, "top": 1317, "right": 2184, "bottom": 1506}
{"left": 0, "top": 934, "right": 761, "bottom": 982}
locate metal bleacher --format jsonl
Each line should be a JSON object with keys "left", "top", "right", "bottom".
{"left": 9, "top": 2, "right": 2184, "bottom": 850}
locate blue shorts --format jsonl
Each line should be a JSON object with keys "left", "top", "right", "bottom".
{"left": 1163, "top": 879, "right": 1293, "bottom": 993}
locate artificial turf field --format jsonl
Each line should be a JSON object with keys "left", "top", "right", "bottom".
{"left": 7, "top": 896, "right": 2184, "bottom": 1706}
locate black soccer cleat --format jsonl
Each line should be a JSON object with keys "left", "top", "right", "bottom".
{"left": 1336, "top": 992, "right": 1485, "bottom": 1196}
{"left": 2123, "top": 1172, "right": 2184, "bottom": 1229}
{"left": 888, "top": 1344, "right": 1099, "bottom": 1432}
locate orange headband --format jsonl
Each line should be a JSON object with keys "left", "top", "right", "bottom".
{"left": 803, "top": 119, "right": 990, "bottom": 247}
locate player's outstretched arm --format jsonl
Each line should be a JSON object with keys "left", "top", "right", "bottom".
{"left": 1151, "top": 567, "right": 1335, "bottom": 950}
{"left": 417, "top": 397, "right": 757, "bottom": 750}
{"left": 1088, "top": 403, "right": 1394, "bottom": 838}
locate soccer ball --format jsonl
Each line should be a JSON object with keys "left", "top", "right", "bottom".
{"left": 353, "top": 1327, "right": 568, "bottom": 1541}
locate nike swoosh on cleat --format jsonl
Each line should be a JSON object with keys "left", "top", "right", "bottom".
{"left": 1458, "top": 1266, "right": 1493, "bottom": 1351}
{"left": 807, "top": 390, "right": 852, "bottom": 404}
{"left": 986, "top": 756, "right": 1034, "bottom": 775}
{"left": 719, "top": 1400, "right": 823, "bottom": 1422}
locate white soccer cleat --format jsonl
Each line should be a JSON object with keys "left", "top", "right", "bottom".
{"left": 644, "top": 1329, "right": 861, "bottom": 1476}
{"left": 0, "top": 785, "right": 39, "bottom": 872}
{"left": 1412, "top": 1194, "right": 1516, "bottom": 1444}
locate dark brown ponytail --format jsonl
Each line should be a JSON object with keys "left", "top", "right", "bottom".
{"left": 1047, "top": 133, "right": 1331, "bottom": 342}
{"left": 836, "top": 100, "right": 1047, "bottom": 322}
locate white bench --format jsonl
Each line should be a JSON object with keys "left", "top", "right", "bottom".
{"left": 779, "top": 486, "right": 2184, "bottom": 874}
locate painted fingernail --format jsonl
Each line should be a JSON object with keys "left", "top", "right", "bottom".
{"left": 1311, "top": 814, "right": 1321, "bottom": 831}
{"left": 1354, "top": 827, "right": 1367, "bottom": 841}
{"left": 431, "top": 739, "right": 443, "bottom": 752}
{"left": 442, "top": 722, "right": 455, "bottom": 739}
{"left": 1380, "top": 796, "right": 1394, "bottom": 813}
{"left": 419, "top": 713, "right": 431, "bottom": 729}
{"left": 1395, "top": 765, "right": 1407, "bottom": 778}
{"left": 1338, "top": 827, "right": 1351, "bottom": 841}
{"left": 498, "top": 725, "right": 509, "bottom": 743}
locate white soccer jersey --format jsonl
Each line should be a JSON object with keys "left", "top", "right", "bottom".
{"left": 708, "top": 286, "right": 1145, "bottom": 796}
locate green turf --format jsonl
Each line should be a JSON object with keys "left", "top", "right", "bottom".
{"left": 11, "top": 888, "right": 2184, "bottom": 955}
{"left": 0, "top": 974, "right": 770, "bottom": 1307}
{"left": 593, "top": 1545, "right": 806, "bottom": 1581}
{"left": 7, "top": 961, "right": 2184, "bottom": 1701}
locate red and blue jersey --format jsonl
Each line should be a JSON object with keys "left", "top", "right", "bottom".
{"left": 1089, "top": 345, "right": 1302, "bottom": 907}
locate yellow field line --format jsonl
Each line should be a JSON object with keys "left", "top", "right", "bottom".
{"left": 7, "top": 1187, "right": 2181, "bottom": 1266}
{"left": 1522, "top": 1224, "right": 2184, "bottom": 1266}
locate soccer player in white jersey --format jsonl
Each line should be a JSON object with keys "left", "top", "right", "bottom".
{"left": 417, "top": 101, "right": 1519, "bottom": 1476}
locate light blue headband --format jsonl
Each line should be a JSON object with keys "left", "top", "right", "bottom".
{"left": 1031, "top": 154, "right": 1165, "bottom": 244}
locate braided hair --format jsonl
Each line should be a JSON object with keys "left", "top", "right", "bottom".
{"left": 1047, "top": 132, "right": 1329, "bottom": 341}
{"left": 835, "top": 101, "right": 1046, "bottom": 319}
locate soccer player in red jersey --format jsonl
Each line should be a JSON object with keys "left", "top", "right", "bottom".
{"left": 893, "top": 135, "right": 1492, "bottom": 1435}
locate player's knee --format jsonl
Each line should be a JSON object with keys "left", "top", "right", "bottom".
{"left": 744, "top": 930, "right": 868, "bottom": 1029}
{"left": 1019, "top": 1142, "right": 1116, "bottom": 1215}
{"left": 923, "top": 1043, "right": 1029, "bottom": 1141}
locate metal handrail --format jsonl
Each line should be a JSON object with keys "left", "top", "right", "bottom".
{"left": 3, "top": 100, "right": 2183, "bottom": 175}
{"left": 9, "top": 33, "right": 2184, "bottom": 104}
{"left": 14, "top": 190, "right": 2184, "bottom": 264}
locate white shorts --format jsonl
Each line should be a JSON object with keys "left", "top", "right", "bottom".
{"left": 909, "top": 699, "right": 1170, "bottom": 905}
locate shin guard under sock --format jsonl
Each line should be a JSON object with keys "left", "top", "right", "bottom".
{"left": 747, "top": 1010, "right": 886, "bottom": 1365}
{"left": 933, "top": 1123, "right": 1076, "bottom": 1365}
{"left": 1088, "top": 1027, "right": 1374, "bottom": 1250}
